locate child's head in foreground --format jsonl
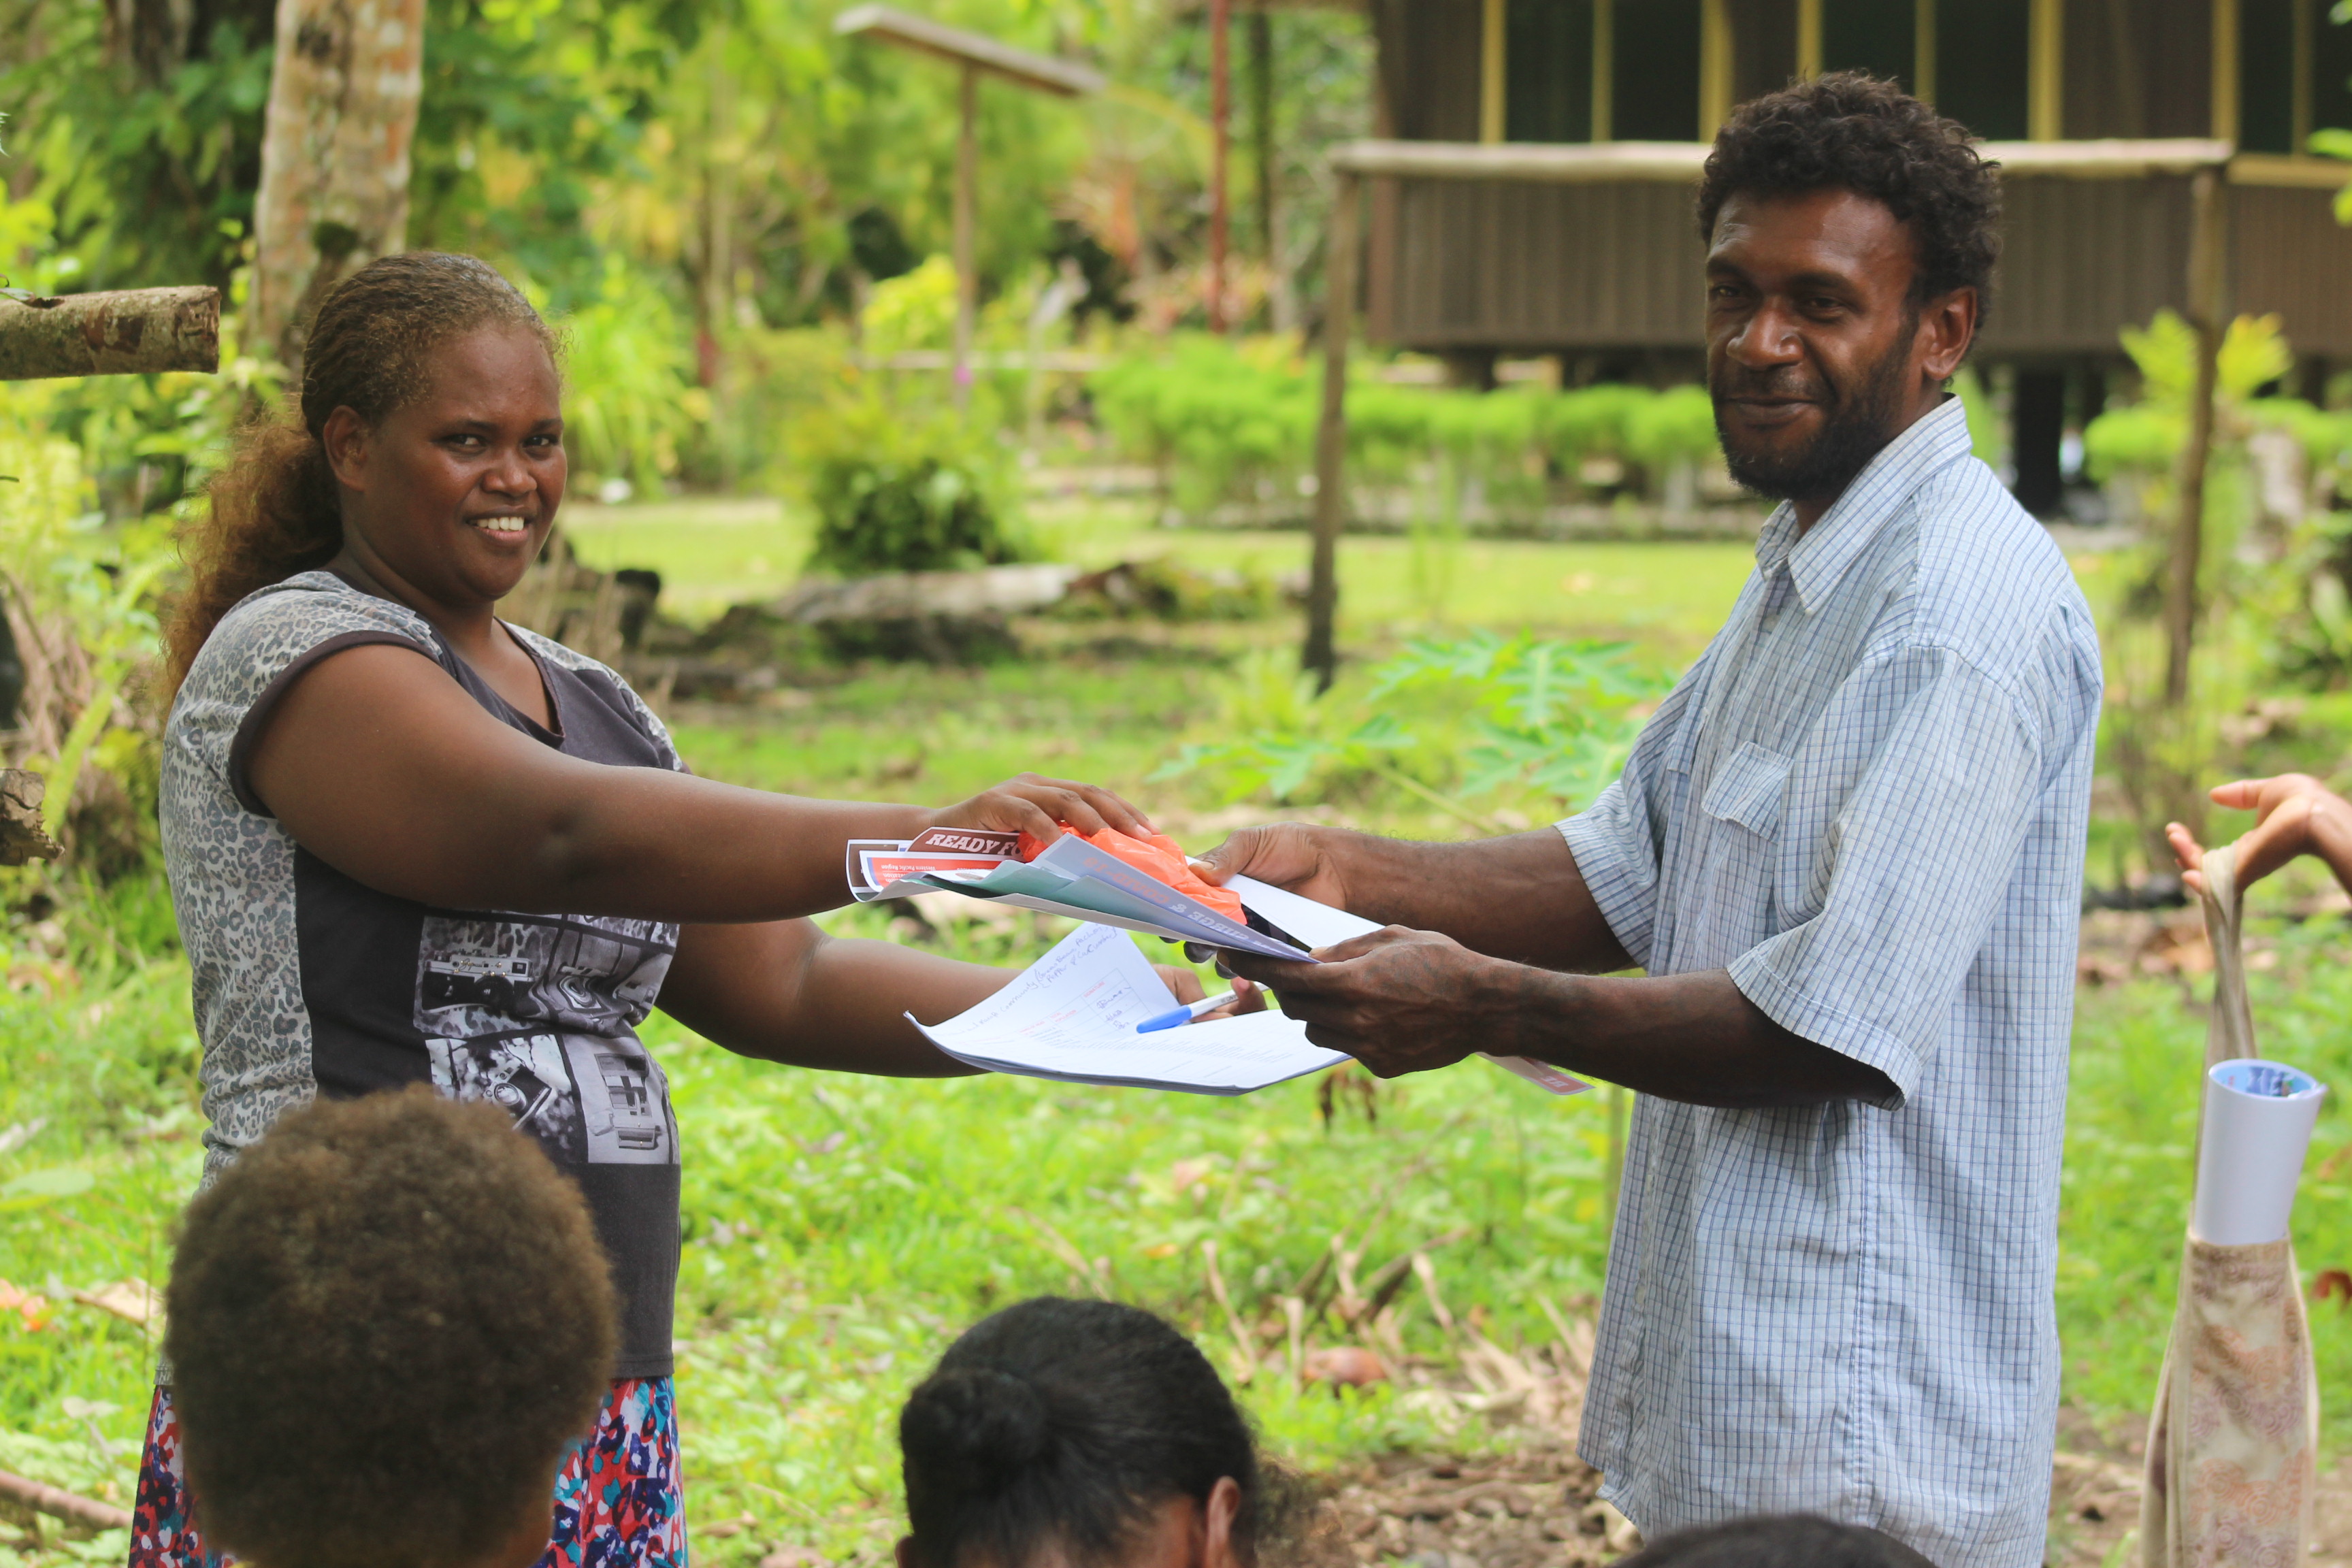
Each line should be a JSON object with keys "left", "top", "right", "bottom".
{"left": 898, "top": 1296, "right": 1307, "bottom": 1568}
{"left": 163, "top": 1085, "right": 617, "bottom": 1568}
{"left": 1619, "top": 1514, "right": 1939, "bottom": 1567}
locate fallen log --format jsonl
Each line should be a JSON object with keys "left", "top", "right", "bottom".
{"left": 767, "top": 564, "right": 1079, "bottom": 624}
{"left": 0, "top": 1466, "right": 131, "bottom": 1531}
{"left": 0, "top": 287, "right": 220, "bottom": 380}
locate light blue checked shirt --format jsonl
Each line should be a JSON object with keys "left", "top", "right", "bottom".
{"left": 1558, "top": 397, "right": 2102, "bottom": 1567}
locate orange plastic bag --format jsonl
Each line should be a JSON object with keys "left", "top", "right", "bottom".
{"left": 1018, "top": 826, "right": 1246, "bottom": 922}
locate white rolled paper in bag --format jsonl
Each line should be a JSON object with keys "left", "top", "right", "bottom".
{"left": 2190, "top": 1058, "right": 2328, "bottom": 1245}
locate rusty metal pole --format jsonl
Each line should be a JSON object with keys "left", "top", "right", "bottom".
{"left": 1303, "top": 169, "right": 1357, "bottom": 692}
{"left": 1209, "top": 0, "right": 1232, "bottom": 333}
{"left": 953, "top": 61, "right": 979, "bottom": 412}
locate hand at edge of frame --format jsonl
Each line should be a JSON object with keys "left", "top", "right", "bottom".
{"left": 2168, "top": 773, "right": 2352, "bottom": 897}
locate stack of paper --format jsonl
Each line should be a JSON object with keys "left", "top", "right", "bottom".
{"left": 909, "top": 922, "right": 1348, "bottom": 1094}
{"left": 869, "top": 834, "right": 1588, "bottom": 1098}
{"left": 848, "top": 828, "right": 1313, "bottom": 961}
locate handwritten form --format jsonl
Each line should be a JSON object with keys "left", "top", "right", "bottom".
{"left": 906, "top": 923, "right": 1347, "bottom": 1095}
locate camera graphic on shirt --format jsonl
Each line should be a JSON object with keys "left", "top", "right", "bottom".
{"left": 416, "top": 913, "right": 679, "bottom": 1166}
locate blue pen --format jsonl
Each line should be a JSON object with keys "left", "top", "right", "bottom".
{"left": 1136, "top": 991, "right": 1238, "bottom": 1034}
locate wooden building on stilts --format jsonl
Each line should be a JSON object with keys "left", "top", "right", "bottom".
{"left": 1352, "top": 0, "right": 2352, "bottom": 514}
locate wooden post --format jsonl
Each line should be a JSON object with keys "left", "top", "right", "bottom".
{"left": 1209, "top": 0, "right": 1232, "bottom": 332}
{"left": 1480, "top": 0, "right": 1505, "bottom": 144}
{"left": 249, "top": 0, "right": 427, "bottom": 373}
{"left": 2028, "top": 0, "right": 2063, "bottom": 140}
{"left": 953, "top": 61, "right": 978, "bottom": 412}
{"left": 1914, "top": 0, "right": 1938, "bottom": 103}
{"left": 0, "top": 288, "right": 218, "bottom": 380}
{"left": 1592, "top": 0, "right": 1614, "bottom": 141}
{"left": 2164, "top": 166, "right": 2227, "bottom": 710}
{"left": 1252, "top": 6, "right": 1275, "bottom": 269}
{"left": 1303, "top": 169, "right": 1357, "bottom": 693}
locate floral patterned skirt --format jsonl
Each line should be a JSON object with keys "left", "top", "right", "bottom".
{"left": 127, "top": 1375, "right": 687, "bottom": 1568}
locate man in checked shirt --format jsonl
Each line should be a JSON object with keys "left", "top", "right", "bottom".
{"left": 1206, "top": 74, "right": 2101, "bottom": 1567}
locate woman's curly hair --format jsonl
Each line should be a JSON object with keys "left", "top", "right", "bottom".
{"left": 163, "top": 252, "right": 553, "bottom": 697}
{"left": 1697, "top": 72, "right": 2002, "bottom": 310}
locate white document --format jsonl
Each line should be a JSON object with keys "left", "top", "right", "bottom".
{"left": 2193, "top": 1058, "right": 2328, "bottom": 1245}
{"left": 909, "top": 922, "right": 1347, "bottom": 1094}
{"left": 1227, "top": 876, "right": 1588, "bottom": 1097}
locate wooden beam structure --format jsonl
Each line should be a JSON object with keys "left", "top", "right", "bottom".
{"left": 1307, "top": 131, "right": 2238, "bottom": 683}
{"left": 832, "top": 5, "right": 1104, "bottom": 96}
{"left": 835, "top": 5, "right": 1103, "bottom": 408}
{"left": 1329, "top": 136, "right": 2236, "bottom": 184}
{"left": 0, "top": 287, "right": 219, "bottom": 380}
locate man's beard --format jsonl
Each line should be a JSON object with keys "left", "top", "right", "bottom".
{"left": 1712, "top": 331, "right": 1915, "bottom": 506}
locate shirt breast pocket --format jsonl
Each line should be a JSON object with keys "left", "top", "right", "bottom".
{"left": 1699, "top": 740, "right": 1793, "bottom": 839}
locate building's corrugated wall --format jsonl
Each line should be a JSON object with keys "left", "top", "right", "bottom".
{"left": 1976, "top": 176, "right": 2197, "bottom": 357}
{"left": 1365, "top": 0, "right": 2352, "bottom": 360}
{"left": 2235, "top": 186, "right": 2352, "bottom": 357}
{"left": 1371, "top": 180, "right": 1707, "bottom": 349}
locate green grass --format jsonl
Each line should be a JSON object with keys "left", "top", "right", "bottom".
{"left": 18, "top": 497, "right": 2352, "bottom": 1563}
{"left": 0, "top": 902, "right": 1618, "bottom": 1563}
{"left": 564, "top": 496, "right": 1759, "bottom": 666}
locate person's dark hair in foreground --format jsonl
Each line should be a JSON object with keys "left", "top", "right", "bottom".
{"left": 1695, "top": 71, "right": 2000, "bottom": 505}
{"left": 898, "top": 1297, "right": 1309, "bottom": 1568}
{"left": 1618, "top": 1514, "right": 1940, "bottom": 1567}
{"left": 163, "top": 1086, "right": 617, "bottom": 1568}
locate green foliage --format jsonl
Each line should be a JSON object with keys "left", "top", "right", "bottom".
{"left": 549, "top": 257, "right": 710, "bottom": 494}
{"left": 1093, "top": 336, "right": 1314, "bottom": 516}
{"left": 800, "top": 401, "right": 1030, "bottom": 576}
{"left": 1369, "top": 632, "right": 1667, "bottom": 803}
{"left": 0, "top": 0, "right": 272, "bottom": 292}
{"left": 1620, "top": 385, "right": 1718, "bottom": 472}
{"left": 1537, "top": 382, "right": 1652, "bottom": 466}
{"left": 1156, "top": 634, "right": 1671, "bottom": 823}
{"left": 1950, "top": 366, "right": 2006, "bottom": 470}
{"left": 1094, "top": 344, "right": 1733, "bottom": 525}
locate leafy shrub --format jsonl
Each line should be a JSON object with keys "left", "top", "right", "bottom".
{"left": 1094, "top": 340, "right": 1731, "bottom": 519}
{"left": 1622, "top": 385, "right": 1719, "bottom": 471}
{"left": 1093, "top": 335, "right": 1313, "bottom": 515}
{"left": 1537, "top": 383, "right": 1653, "bottom": 467}
{"left": 553, "top": 257, "right": 711, "bottom": 497}
{"left": 1156, "top": 633, "right": 1671, "bottom": 821}
{"left": 797, "top": 398, "right": 1031, "bottom": 576}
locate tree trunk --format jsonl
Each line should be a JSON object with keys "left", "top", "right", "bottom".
{"left": 248, "top": 0, "right": 427, "bottom": 374}
{"left": 0, "top": 288, "right": 219, "bottom": 380}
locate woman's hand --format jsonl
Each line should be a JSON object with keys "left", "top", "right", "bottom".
{"left": 929, "top": 773, "right": 1154, "bottom": 842}
{"left": 1149, "top": 964, "right": 1266, "bottom": 1022}
{"left": 2168, "top": 774, "right": 2352, "bottom": 896}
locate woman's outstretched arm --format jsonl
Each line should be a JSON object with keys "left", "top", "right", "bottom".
{"left": 246, "top": 642, "right": 1148, "bottom": 924}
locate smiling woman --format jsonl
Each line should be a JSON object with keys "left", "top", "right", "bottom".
{"left": 133, "top": 252, "right": 1230, "bottom": 1568}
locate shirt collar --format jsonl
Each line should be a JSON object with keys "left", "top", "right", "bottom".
{"left": 1750, "top": 396, "right": 1976, "bottom": 616}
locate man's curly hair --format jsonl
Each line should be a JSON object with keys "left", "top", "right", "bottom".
{"left": 165, "top": 1087, "right": 617, "bottom": 1568}
{"left": 1697, "top": 72, "right": 2002, "bottom": 310}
